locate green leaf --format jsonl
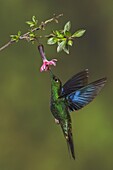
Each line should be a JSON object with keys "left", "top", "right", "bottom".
{"left": 32, "top": 16, "right": 38, "bottom": 25}
{"left": 10, "top": 35, "right": 18, "bottom": 42}
{"left": 72, "top": 29, "right": 86, "bottom": 38}
{"left": 26, "top": 21, "right": 33, "bottom": 25}
{"left": 47, "top": 37, "right": 57, "bottom": 45}
{"left": 32, "top": 16, "right": 36, "bottom": 22}
{"left": 54, "top": 30, "right": 60, "bottom": 36}
{"left": 26, "top": 21, "right": 35, "bottom": 27}
{"left": 63, "top": 46, "right": 69, "bottom": 54}
{"left": 55, "top": 30, "right": 64, "bottom": 38}
{"left": 10, "top": 31, "right": 21, "bottom": 42}
{"left": 68, "top": 40, "right": 73, "bottom": 46}
{"left": 29, "top": 32, "right": 36, "bottom": 39}
{"left": 26, "top": 16, "right": 38, "bottom": 28}
{"left": 26, "top": 21, "right": 32, "bottom": 25}
{"left": 57, "top": 40, "right": 66, "bottom": 53}
{"left": 64, "top": 31, "right": 71, "bottom": 37}
{"left": 18, "top": 31, "right": 21, "bottom": 36}
{"left": 64, "top": 21, "right": 71, "bottom": 34}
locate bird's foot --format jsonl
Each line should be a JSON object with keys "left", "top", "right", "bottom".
{"left": 54, "top": 118, "right": 59, "bottom": 124}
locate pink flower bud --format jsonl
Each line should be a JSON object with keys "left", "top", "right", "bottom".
{"left": 40, "top": 59, "right": 57, "bottom": 72}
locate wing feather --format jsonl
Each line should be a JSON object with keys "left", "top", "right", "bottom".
{"left": 61, "top": 69, "right": 89, "bottom": 97}
{"left": 66, "top": 77, "right": 107, "bottom": 111}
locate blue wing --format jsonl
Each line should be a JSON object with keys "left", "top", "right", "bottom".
{"left": 66, "top": 77, "right": 107, "bottom": 111}
{"left": 61, "top": 69, "right": 89, "bottom": 97}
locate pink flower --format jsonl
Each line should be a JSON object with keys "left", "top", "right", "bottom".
{"left": 40, "top": 58, "right": 57, "bottom": 72}
{"left": 38, "top": 44, "right": 57, "bottom": 72}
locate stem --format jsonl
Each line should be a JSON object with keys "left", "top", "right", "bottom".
{"left": 38, "top": 44, "right": 46, "bottom": 60}
{"left": 0, "top": 40, "right": 14, "bottom": 52}
{"left": 0, "top": 13, "right": 63, "bottom": 52}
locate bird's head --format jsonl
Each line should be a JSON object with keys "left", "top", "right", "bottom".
{"left": 49, "top": 70, "right": 62, "bottom": 97}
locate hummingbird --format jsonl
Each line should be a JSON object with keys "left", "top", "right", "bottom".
{"left": 50, "top": 69, "right": 107, "bottom": 160}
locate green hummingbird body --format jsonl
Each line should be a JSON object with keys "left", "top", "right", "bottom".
{"left": 51, "top": 95, "right": 72, "bottom": 139}
{"left": 50, "top": 69, "right": 106, "bottom": 160}
{"left": 50, "top": 71, "right": 75, "bottom": 159}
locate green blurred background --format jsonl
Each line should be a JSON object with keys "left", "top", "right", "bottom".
{"left": 0, "top": 0, "right": 113, "bottom": 170}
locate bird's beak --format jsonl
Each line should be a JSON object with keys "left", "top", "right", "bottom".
{"left": 49, "top": 69, "right": 54, "bottom": 79}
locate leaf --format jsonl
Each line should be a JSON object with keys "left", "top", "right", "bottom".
{"left": 64, "top": 21, "right": 71, "bottom": 34}
{"left": 10, "top": 31, "right": 21, "bottom": 42}
{"left": 64, "top": 31, "right": 71, "bottom": 37}
{"left": 26, "top": 21, "right": 33, "bottom": 26}
{"left": 17, "top": 31, "right": 21, "bottom": 36}
{"left": 68, "top": 40, "right": 73, "bottom": 46}
{"left": 55, "top": 30, "right": 64, "bottom": 38}
{"left": 72, "top": 29, "right": 86, "bottom": 38}
{"left": 32, "top": 16, "right": 38, "bottom": 25}
{"left": 47, "top": 37, "right": 57, "bottom": 45}
{"left": 26, "top": 21, "right": 35, "bottom": 27}
{"left": 29, "top": 32, "right": 36, "bottom": 40}
{"left": 32, "top": 16, "right": 36, "bottom": 22}
{"left": 55, "top": 30, "right": 61, "bottom": 36}
{"left": 26, "top": 16, "right": 38, "bottom": 27}
{"left": 57, "top": 40, "right": 66, "bottom": 53}
{"left": 10, "top": 35, "right": 19, "bottom": 42}
{"left": 63, "top": 46, "right": 69, "bottom": 54}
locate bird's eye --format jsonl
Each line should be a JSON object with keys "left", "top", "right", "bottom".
{"left": 54, "top": 77, "right": 59, "bottom": 82}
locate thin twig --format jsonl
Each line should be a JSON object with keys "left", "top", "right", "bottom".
{"left": 0, "top": 13, "right": 63, "bottom": 52}
{"left": 0, "top": 40, "right": 15, "bottom": 52}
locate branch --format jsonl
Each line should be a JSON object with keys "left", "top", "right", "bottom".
{"left": 0, "top": 13, "right": 63, "bottom": 52}
{"left": 0, "top": 40, "right": 14, "bottom": 51}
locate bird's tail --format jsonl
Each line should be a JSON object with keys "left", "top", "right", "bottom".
{"left": 61, "top": 123, "right": 75, "bottom": 160}
{"left": 66, "top": 130, "right": 75, "bottom": 160}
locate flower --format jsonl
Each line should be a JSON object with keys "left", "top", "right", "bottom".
{"left": 40, "top": 58, "right": 57, "bottom": 72}
{"left": 38, "top": 44, "right": 57, "bottom": 72}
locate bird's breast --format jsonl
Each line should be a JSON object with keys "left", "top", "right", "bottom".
{"left": 50, "top": 99, "right": 69, "bottom": 121}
